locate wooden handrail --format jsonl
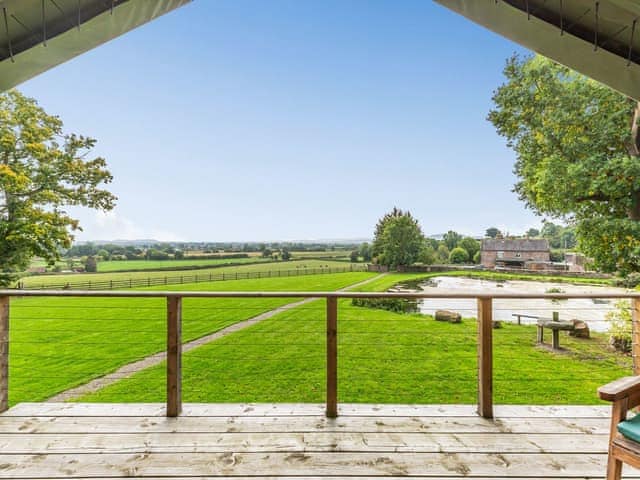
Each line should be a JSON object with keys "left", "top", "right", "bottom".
{"left": 2, "top": 289, "right": 639, "bottom": 419}
{"left": 1, "top": 289, "right": 638, "bottom": 299}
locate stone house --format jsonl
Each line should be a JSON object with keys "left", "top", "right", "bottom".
{"left": 480, "top": 239, "right": 550, "bottom": 269}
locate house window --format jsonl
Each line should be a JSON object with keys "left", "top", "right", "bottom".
{"left": 497, "top": 251, "right": 504, "bottom": 259}
{"left": 515, "top": 253, "right": 522, "bottom": 258}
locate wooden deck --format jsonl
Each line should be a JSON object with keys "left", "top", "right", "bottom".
{"left": 0, "top": 403, "right": 639, "bottom": 479}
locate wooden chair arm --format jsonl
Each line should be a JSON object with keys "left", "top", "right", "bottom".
{"left": 599, "top": 376, "right": 640, "bottom": 401}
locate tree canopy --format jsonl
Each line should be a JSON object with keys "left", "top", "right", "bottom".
{"left": 489, "top": 55, "right": 640, "bottom": 274}
{"left": 373, "top": 208, "right": 425, "bottom": 267}
{"left": 0, "top": 90, "right": 116, "bottom": 285}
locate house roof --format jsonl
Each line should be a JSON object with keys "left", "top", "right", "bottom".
{"left": 435, "top": 1, "right": 640, "bottom": 101}
{"left": 0, "top": 0, "right": 190, "bottom": 90}
{"left": 481, "top": 238, "right": 550, "bottom": 252}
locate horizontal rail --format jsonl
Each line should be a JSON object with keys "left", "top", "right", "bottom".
{"left": 1, "top": 289, "right": 638, "bottom": 299}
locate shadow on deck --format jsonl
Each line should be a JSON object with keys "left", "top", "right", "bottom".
{"left": 0, "top": 403, "right": 637, "bottom": 478}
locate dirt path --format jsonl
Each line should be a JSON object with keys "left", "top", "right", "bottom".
{"left": 47, "top": 273, "right": 387, "bottom": 402}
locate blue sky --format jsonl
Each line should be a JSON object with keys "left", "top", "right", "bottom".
{"left": 19, "top": 0, "right": 541, "bottom": 242}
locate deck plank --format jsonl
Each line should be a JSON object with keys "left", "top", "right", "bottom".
{"left": 0, "top": 432, "right": 609, "bottom": 454}
{"left": 0, "top": 415, "right": 610, "bottom": 434}
{"left": 0, "top": 403, "right": 630, "bottom": 479}
{"left": 0, "top": 452, "right": 631, "bottom": 478}
{"left": 2, "top": 403, "right": 611, "bottom": 417}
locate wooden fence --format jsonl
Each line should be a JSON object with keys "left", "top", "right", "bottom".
{"left": 16, "top": 265, "right": 366, "bottom": 291}
{"left": 0, "top": 289, "right": 639, "bottom": 418}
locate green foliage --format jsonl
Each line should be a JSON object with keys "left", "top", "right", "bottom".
{"left": 473, "top": 251, "right": 481, "bottom": 263}
{"left": 526, "top": 228, "right": 540, "bottom": 237}
{"left": 449, "top": 246, "right": 469, "bottom": 264}
{"left": 349, "top": 250, "right": 359, "bottom": 262}
{"left": 372, "top": 207, "right": 412, "bottom": 257}
{"left": 0, "top": 90, "right": 116, "bottom": 285}
{"left": 613, "top": 272, "right": 640, "bottom": 288}
{"left": 96, "top": 249, "right": 109, "bottom": 261}
{"left": 351, "top": 297, "right": 416, "bottom": 314}
{"left": 443, "top": 230, "right": 462, "bottom": 250}
{"left": 549, "top": 249, "right": 565, "bottom": 262}
{"left": 84, "top": 256, "right": 97, "bottom": 273}
{"left": 373, "top": 208, "right": 425, "bottom": 267}
{"left": 606, "top": 300, "right": 633, "bottom": 352}
{"left": 281, "top": 248, "right": 291, "bottom": 261}
{"left": 436, "top": 244, "right": 450, "bottom": 263}
{"left": 489, "top": 54, "right": 640, "bottom": 274}
{"left": 146, "top": 249, "right": 169, "bottom": 261}
{"left": 358, "top": 242, "right": 372, "bottom": 262}
{"left": 174, "top": 250, "right": 184, "bottom": 260}
{"left": 457, "top": 237, "right": 480, "bottom": 261}
{"left": 485, "top": 227, "right": 501, "bottom": 238}
{"left": 418, "top": 244, "right": 436, "bottom": 264}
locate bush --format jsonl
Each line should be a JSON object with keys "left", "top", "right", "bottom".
{"left": 613, "top": 272, "right": 640, "bottom": 288}
{"left": 351, "top": 298, "right": 417, "bottom": 314}
{"left": 449, "top": 247, "right": 469, "bottom": 264}
{"left": 473, "top": 251, "right": 480, "bottom": 264}
{"left": 550, "top": 249, "right": 565, "bottom": 262}
{"left": 606, "top": 300, "right": 632, "bottom": 352}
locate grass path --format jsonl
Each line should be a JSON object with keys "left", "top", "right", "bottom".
{"left": 50, "top": 274, "right": 386, "bottom": 402}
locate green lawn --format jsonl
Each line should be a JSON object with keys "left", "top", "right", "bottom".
{"left": 8, "top": 272, "right": 374, "bottom": 405}
{"left": 18, "top": 259, "right": 359, "bottom": 288}
{"left": 78, "top": 272, "right": 630, "bottom": 405}
{"left": 96, "top": 257, "right": 270, "bottom": 272}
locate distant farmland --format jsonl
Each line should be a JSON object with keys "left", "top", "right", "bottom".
{"left": 18, "top": 259, "right": 363, "bottom": 289}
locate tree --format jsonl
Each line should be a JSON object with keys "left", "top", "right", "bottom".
{"left": 443, "top": 230, "right": 462, "bottom": 251}
{"left": 526, "top": 228, "right": 540, "bottom": 238}
{"left": 485, "top": 227, "right": 501, "bottom": 238}
{"left": 174, "top": 250, "right": 184, "bottom": 260}
{"left": 417, "top": 244, "right": 436, "bottom": 264}
{"left": 358, "top": 242, "right": 372, "bottom": 262}
{"left": 449, "top": 247, "right": 469, "bottom": 264}
{"left": 350, "top": 250, "right": 359, "bottom": 262}
{"left": 376, "top": 213, "right": 425, "bottom": 267}
{"left": 372, "top": 207, "right": 412, "bottom": 257}
{"left": 281, "top": 248, "right": 291, "bottom": 261}
{"left": 0, "top": 91, "right": 115, "bottom": 285}
{"left": 436, "top": 244, "right": 450, "bottom": 263}
{"left": 457, "top": 237, "right": 480, "bottom": 261}
{"left": 489, "top": 54, "right": 640, "bottom": 274}
{"left": 84, "top": 255, "right": 97, "bottom": 273}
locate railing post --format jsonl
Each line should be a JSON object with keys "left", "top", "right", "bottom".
{"left": 0, "top": 296, "right": 9, "bottom": 413}
{"left": 167, "top": 295, "right": 182, "bottom": 417}
{"left": 633, "top": 298, "right": 640, "bottom": 375}
{"left": 326, "top": 296, "right": 338, "bottom": 418}
{"left": 477, "top": 297, "right": 493, "bottom": 419}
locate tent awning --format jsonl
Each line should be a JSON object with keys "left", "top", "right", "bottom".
{"left": 435, "top": 0, "right": 640, "bottom": 100}
{"left": 0, "top": 0, "right": 191, "bottom": 91}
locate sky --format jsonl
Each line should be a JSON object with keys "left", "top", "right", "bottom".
{"left": 18, "top": 0, "right": 543, "bottom": 242}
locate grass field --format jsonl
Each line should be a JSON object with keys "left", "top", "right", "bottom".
{"left": 18, "top": 259, "right": 358, "bottom": 288}
{"left": 78, "top": 272, "right": 630, "bottom": 405}
{"left": 8, "top": 272, "right": 374, "bottom": 405}
{"left": 96, "top": 257, "right": 270, "bottom": 272}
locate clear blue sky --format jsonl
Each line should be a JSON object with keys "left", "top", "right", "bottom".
{"left": 19, "top": 0, "right": 542, "bottom": 242}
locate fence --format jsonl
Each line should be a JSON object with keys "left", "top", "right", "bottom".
{"left": 16, "top": 265, "right": 366, "bottom": 290}
{"left": 1, "top": 288, "right": 639, "bottom": 418}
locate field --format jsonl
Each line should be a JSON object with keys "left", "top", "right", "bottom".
{"left": 96, "top": 256, "right": 269, "bottom": 272}
{"left": 9, "top": 270, "right": 630, "bottom": 407}
{"left": 77, "top": 272, "right": 630, "bottom": 405}
{"left": 8, "top": 272, "right": 374, "bottom": 405}
{"left": 18, "top": 259, "right": 358, "bottom": 289}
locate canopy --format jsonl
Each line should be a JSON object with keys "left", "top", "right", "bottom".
{"left": 0, "top": 0, "right": 190, "bottom": 90}
{"left": 435, "top": 0, "right": 640, "bottom": 100}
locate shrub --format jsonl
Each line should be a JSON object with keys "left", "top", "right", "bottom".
{"left": 85, "top": 256, "right": 97, "bottom": 273}
{"left": 449, "top": 247, "right": 469, "bottom": 264}
{"left": 351, "top": 298, "right": 417, "bottom": 314}
{"left": 606, "top": 300, "right": 633, "bottom": 352}
{"left": 473, "top": 251, "right": 481, "bottom": 264}
{"left": 613, "top": 272, "right": 640, "bottom": 288}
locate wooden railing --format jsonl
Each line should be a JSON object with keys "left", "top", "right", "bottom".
{"left": 1, "top": 289, "right": 639, "bottom": 418}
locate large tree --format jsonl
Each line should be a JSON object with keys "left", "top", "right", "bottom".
{"left": 373, "top": 208, "right": 425, "bottom": 267}
{"left": 0, "top": 90, "right": 116, "bottom": 285}
{"left": 489, "top": 55, "right": 640, "bottom": 274}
